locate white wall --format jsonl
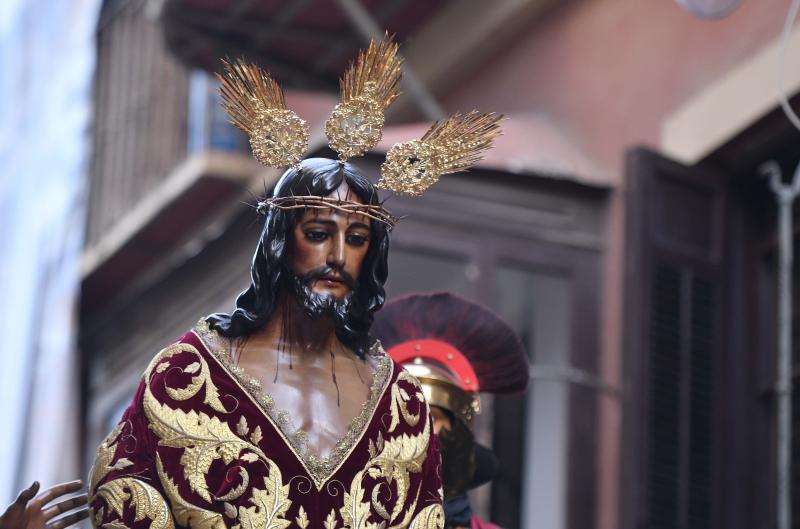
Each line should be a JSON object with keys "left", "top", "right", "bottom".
{"left": 0, "top": 0, "right": 101, "bottom": 503}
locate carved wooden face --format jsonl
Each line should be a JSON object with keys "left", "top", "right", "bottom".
{"left": 289, "top": 182, "right": 372, "bottom": 300}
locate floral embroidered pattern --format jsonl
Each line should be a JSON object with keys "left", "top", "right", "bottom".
{"left": 295, "top": 506, "right": 309, "bottom": 529}
{"left": 388, "top": 370, "right": 424, "bottom": 432}
{"left": 234, "top": 459, "right": 293, "bottom": 529}
{"left": 155, "top": 454, "right": 226, "bottom": 529}
{"left": 339, "top": 470, "right": 373, "bottom": 529}
{"left": 95, "top": 478, "right": 174, "bottom": 529}
{"left": 409, "top": 504, "right": 445, "bottom": 529}
{"left": 146, "top": 343, "right": 229, "bottom": 414}
{"left": 89, "top": 422, "right": 126, "bottom": 496}
{"left": 368, "top": 416, "right": 431, "bottom": 521}
{"left": 143, "top": 348, "right": 267, "bottom": 502}
{"left": 334, "top": 374, "right": 433, "bottom": 529}
{"left": 143, "top": 343, "right": 294, "bottom": 529}
{"left": 89, "top": 326, "right": 441, "bottom": 529}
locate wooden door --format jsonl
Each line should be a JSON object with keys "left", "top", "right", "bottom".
{"left": 622, "top": 147, "right": 726, "bottom": 529}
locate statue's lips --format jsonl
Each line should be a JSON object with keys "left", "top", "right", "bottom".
{"left": 303, "top": 268, "right": 355, "bottom": 289}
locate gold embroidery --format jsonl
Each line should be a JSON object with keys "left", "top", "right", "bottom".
{"left": 214, "top": 466, "right": 250, "bottom": 502}
{"left": 339, "top": 471, "right": 374, "bottom": 529}
{"left": 237, "top": 416, "right": 250, "bottom": 436}
{"left": 95, "top": 478, "right": 175, "bottom": 529}
{"left": 388, "top": 372, "right": 422, "bottom": 432}
{"left": 143, "top": 376, "right": 267, "bottom": 502}
{"left": 370, "top": 486, "right": 390, "bottom": 521}
{"left": 324, "top": 510, "right": 339, "bottom": 529}
{"left": 135, "top": 321, "right": 439, "bottom": 528}
{"left": 295, "top": 506, "right": 309, "bottom": 529}
{"left": 388, "top": 497, "right": 418, "bottom": 529}
{"left": 367, "top": 432, "right": 384, "bottom": 461}
{"left": 89, "top": 422, "right": 125, "bottom": 496}
{"left": 194, "top": 318, "right": 394, "bottom": 488}
{"left": 185, "top": 362, "right": 201, "bottom": 374}
{"left": 155, "top": 454, "right": 226, "bottom": 529}
{"left": 144, "top": 343, "right": 229, "bottom": 414}
{"left": 341, "top": 460, "right": 425, "bottom": 529}
{"left": 250, "top": 425, "right": 263, "bottom": 445}
{"left": 143, "top": 338, "right": 303, "bottom": 529}
{"left": 408, "top": 505, "right": 444, "bottom": 529}
{"left": 109, "top": 458, "right": 134, "bottom": 471}
{"left": 368, "top": 415, "right": 431, "bottom": 522}
{"left": 234, "top": 459, "right": 293, "bottom": 529}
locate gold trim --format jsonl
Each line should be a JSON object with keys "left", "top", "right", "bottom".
{"left": 193, "top": 318, "right": 394, "bottom": 490}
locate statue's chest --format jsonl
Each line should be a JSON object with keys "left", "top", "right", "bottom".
{"left": 261, "top": 366, "right": 375, "bottom": 456}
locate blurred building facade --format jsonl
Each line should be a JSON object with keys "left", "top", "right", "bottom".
{"left": 0, "top": 0, "right": 101, "bottom": 507}
{"left": 74, "top": 1, "right": 800, "bottom": 529}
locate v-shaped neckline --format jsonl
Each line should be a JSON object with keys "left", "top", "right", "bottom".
{"left": 192, "top": 318, "right": 394, "bottom": 489}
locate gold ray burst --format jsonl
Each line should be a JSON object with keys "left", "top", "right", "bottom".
{"left": 325, "top": 33, "right": 403, "bottom": 161}
{"left": 215, "top": 58, "right": 309, "bottom": 168}
{"left": 378, "top": 111, "right": 504, "bottom": 196}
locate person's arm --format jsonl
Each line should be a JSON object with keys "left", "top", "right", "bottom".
{"left": 0, "top": 480, "right": 88, "bottom": 529}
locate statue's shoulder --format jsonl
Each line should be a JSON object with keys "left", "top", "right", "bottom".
{"left": 140, "top": 318, "right": 222, "bottom": 382}
{"left": 368, "top": 339, "right": 402, "bottom": 385}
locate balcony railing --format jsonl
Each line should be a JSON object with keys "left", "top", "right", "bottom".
{"left": 86, "top": 0, "right": 248, "bottom": 250}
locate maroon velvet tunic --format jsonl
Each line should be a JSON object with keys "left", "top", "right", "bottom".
{"left": 88, "top": 320, "right": 444, "bottom": 529}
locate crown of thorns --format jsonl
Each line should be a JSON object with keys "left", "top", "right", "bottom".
{"left": 256, "top": 196, "right": 399, "bottom": 228}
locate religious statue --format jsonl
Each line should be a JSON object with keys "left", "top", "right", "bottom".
{"left": 87, "top": 34, "right": 501, "bottom": 529}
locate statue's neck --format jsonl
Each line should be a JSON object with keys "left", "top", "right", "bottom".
{"left": 252, "top": 295, "right": 342, "bottom": 360}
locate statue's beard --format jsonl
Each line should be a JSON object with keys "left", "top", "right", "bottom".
{"left": 287, "top": 266, "right": 356, "bottom": 327}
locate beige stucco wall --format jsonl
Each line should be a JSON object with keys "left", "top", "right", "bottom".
{"left": 441, "top": 2, "right": 795, "bottom": 528}
{"left": 445, "top": 0, "right": 791, "bottom": 178}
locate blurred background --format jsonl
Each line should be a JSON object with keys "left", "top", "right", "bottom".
{"left": 2, "top": 0, "right": 800, "bottom": 528}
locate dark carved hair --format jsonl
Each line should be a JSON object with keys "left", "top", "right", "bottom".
{"left": 206, "top": 157, "right": 390, "bottom": 358}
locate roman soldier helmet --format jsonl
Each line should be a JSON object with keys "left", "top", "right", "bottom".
{"left": 372, "top": 292, "right": 529, "bottom": 497}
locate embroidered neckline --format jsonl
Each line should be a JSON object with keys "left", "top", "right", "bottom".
{"left": 193, "top": 318, "right": 394, "bottom": 488}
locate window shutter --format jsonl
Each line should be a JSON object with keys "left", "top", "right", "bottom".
{"left": 623, "top": 147, "right": 725, "bottom": 529}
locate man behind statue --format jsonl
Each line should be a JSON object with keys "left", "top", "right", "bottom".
{"left": 374, "top": 292, "right": 530, "bottom": 529}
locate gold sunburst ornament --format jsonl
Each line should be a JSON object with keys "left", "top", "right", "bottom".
{"left": 216, "top": 58, "right": 310, "bottom": 168}
{"left": 378, "top": 111, "right": 503, "bottom": 196}
{"left": 324, "top": 33, "right": 403, "bottom": 161}
{"left": 215, "top": 34, "right": 502, "bottom": 226}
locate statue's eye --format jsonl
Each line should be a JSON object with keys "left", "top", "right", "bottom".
{"left": 304, "top": 230, "right": 328, "bottom": 242}
{"left": 346, "top": 234, "right": 369, "bottom": 246}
